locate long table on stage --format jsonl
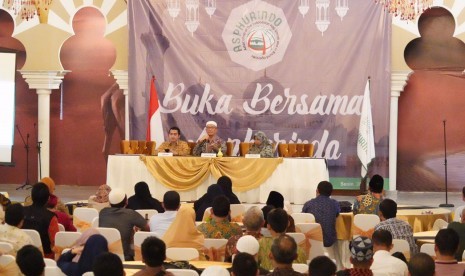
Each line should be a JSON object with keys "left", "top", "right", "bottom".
{"left": 106, "top": 155, "right": 329, "bottom": 204}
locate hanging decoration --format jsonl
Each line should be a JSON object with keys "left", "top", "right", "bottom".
{"left": 2, "top": 0, "right": 53, "bottom": 23}
{"left": 205, "top": 0, "right": 216, "bottom": 18}
{"left": 375, "top": 0, "right": 433, "bottom": 20}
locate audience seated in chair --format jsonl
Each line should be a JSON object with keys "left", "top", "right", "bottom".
{"left": 149, "top": 191, "right": 180, "bottom": 237}
{"left": 225, "top": 206, "right": 264, "bottom": 262}
{"left": 69, "top": 228, "right": 100, "bottom": 261}
{"left": 447, "top": 207, "right": 465, "bottom": 261}
{"left": 132, "top": 236, "right": 174, "bottom": 276}
{"left": 217, "top": 175, "right": 240, "bottom": 204}
{"left": 375, "top": 198, "right": 418, "bottom": 255}
{"left": 127, "top": 181, "right": 164, "bottom": 213}
{"left": 267, "top": 234, "right": 303, "bottom": 276}
{"left": 336, "top": 236, "right": 374, "bottom": 276}
{"left": 264, "top": 191, "right": 296, "bottom": 232}
{"left": 47, "top": 194, "right": 76, "bottom": 232}
{"left": 93, "top": 252, "right": 125, "bottom": 276}
{"left": 353, "top": 174, "right": 385, "bottom": 215}
{"left": 0, "top": 203, "right": 33, "bottom": 255}
{"left": 235, "top": 235, "right": 269, "bottom": 275}
{"left": 232, "top": 252, "right": 259, "bottom": 276}
{"left": 194, "top": 184, "right": 224, "bottom": 221}
{"left": 408, "top": 253, "right": 435, "bottom": 276}
{"left": 99, "top": 188, "right": 149, "bottom": 261}
{"left": 162, "top": 205, "right": 206, "bottom": 260}
{"left": 24, "top": 177, "right": 68, "bottom": 215}
{"left": 257, "top": 208, "right": 307, "bottom": 271}
{"left": 16, "top": 245, "right": 45, "bottom": 276}
{"left": 433, "top": 228, "right": 465, "bottom": 275}
{"left": 370, "top": 229, "right": 408, "bottom": 275}
{"left": 197, "top": 195, "right": 242, "bottom": 239}
{"left": 58, "top": 234, "right": 108, "bottom": 276}
{"left": 308, "top": 256, "right": 337, "bottom": 276}
{"left": 88, "top": 184, "right": 111, "bottom": 212}
{"left": 22, "top": 182, "right": 60, "bottom": 259}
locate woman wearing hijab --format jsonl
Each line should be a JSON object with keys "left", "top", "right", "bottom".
{"left": 47, "top": 194, "right": 76, "bottom": 232}
{"left": 88, "top": 184, "right": 112, "bottom": 211}
{"left": 162, "top": 205, "right": 206, "bottom": 260}
{"left": 127, "top": 182, "right": 164, "bottom": 213}
{"left": 217, "top": 176, "right": 240, "bottom": 204}
{"left": 248, "top": 131, "right": 274, "bottom": 157}
{"left": 58, "top": 234, "right": 109, "bottom": 276}
{"left": 263, "top": 191, "right": 296, "bottom": 232}
{"left": 70, "top": 228, "right": 100, "bottom": 262}
{"left": 193, "top": 184, "right": 224, "bottom": 221}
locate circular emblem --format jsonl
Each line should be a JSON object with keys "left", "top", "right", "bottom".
{"left": 246, "top": 25, "right": 278, "bottom": 56}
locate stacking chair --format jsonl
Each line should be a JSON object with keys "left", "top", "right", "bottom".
{"left": 0, "top": 242, "right": 13, "bottom": 255}
{"left": 54, "top": 231, "right": 82, "bottom": 259}
{"left": 291, "top": 213, "right": 315, "bottom": 224}
{"left": 432, "top": 218, "right": 448, "bottom": 230}
{"left": 453, "top": 205, "right": 465, "bottom": 222}
{"left": 202, "top": 207, "right": 212, "bottom": 221}
{"left": 230, "top": 204, "right": 246, "bottom": 222}
{"left": 73, "top": 207, "right": 99, "bottom": 232}
{"left": 390, "top": 239, "right": 411, "bottom": 259}
{"left": 44, "top": 258, "right": 57, "bottom": 267}
{"left": 134, "top": 232, "right": 160, "bottom": 261}
{"left": 166, "top": 248, "right": 199, "bottom": 261}
{"left": 45, "top": 266, "right": 67, "bottom": 276}
{"left": 166, "top": 269, "right": 199, "bottom": 276}
{"left": 352, "top": 214, "right": 380, "bottom": 238}
{"left": 287, "top": 233, "right": 308, "bottom": 259}
{"left": 0, "top": 255, "right": 19, "bottom": 275}
{"left": 91, "top": 217, "right": 99, "bottom": 228}
{"left": 82, "top": 272, "right": 94, "bottom": 276}
{"left": 204, "top": 238, "right": 228, "bottom": 261}
{"left": 135, "top": 209, "right": 158, "bottom": 221}
{"left": 295, "top": 223, "right": 325, "bottom": 261}
{"left": 420, "top": 243, "right": 436, "bottom": 258}
{"left": 96, "top": 227, "right": 124, "bottom": 261}
{"left": 22, "top": 229, "right": 44, "bottom": 254}
{"left": 292, "top": 263, "right": 309, "bottom": 273}
{"left": 57, "top": 223, "right": 65, "bottom": 232}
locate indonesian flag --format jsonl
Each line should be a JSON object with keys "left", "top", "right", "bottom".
{"left": 146, "top": 76, "right": 164, "bottom": 147}
{"left": 357, "top": 79, "right": 376, "bottom": 177}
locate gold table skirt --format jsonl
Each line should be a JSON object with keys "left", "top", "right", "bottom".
{"left": 141, "top": 156, "right": 283, "bottom": 192}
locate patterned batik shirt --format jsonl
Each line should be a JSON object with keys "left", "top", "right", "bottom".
{"left": 197, "top": 219, "right": 243, "bottom": 239}
{"left": 375, "top": 218, "right": 418, "bottom": 254}
{"left": 352, "top": 192, "right": 383, "bottom": 215}
{"left": 257, "top": 236, "right": 307, "bottom": 271}
{"left": 302, "top": 195, "right": 340, "bottom": 247}
{"left": 192, "top": 136, "right": 227, "bottom": 156}
{"left": 157, "top": 140, "right": 191, "bottom": 156}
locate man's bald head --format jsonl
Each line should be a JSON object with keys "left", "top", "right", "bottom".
{"left": 270, "top": 234, "right": 298, "bottom": 265}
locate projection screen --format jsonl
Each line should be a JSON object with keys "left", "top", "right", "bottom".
{"left": 0, "top": 52, "right": 16, "bottom": 164}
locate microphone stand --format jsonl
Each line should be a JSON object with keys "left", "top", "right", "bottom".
{"left": 35, "top": 123, "right": 42, "bottom": 179}
{"left": 439, "top": 120, "right": 454, "bottom": 208}
{"left": 15, "top": 125, "right": 32, "bottom": 190}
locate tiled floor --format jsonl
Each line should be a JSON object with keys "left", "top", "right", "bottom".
{"left": 1, "top": 183, "right": 462, "bottom": 213}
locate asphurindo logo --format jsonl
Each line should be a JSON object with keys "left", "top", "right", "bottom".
{"left": 222, "top": 1, "right": 292, "bottom": 71}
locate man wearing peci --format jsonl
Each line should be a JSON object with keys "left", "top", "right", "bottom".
{"left": 156, "top": 126, "right": 191, "bottom": 156}
{"left": 193, "top": 121, "right": 226, "bottom": 156}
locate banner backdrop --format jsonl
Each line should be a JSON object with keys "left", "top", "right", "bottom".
{"left": 129, "top": 0, "right": 391, "bottom": 188}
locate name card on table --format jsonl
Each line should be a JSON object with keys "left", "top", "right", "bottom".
{"left": 201, "top": 153, "right": 217, "bottom": 158}
{"left": 245, "top": 154, "right": 261, "bottom": 159}
{"left": 158, "top": 152, "right": 174, "bottom": 157}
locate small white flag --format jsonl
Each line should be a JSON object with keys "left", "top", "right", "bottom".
{"left": 357, "top": 79, "right": 376, "bottom": 177}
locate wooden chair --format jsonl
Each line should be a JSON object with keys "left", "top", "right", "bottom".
{"left": 187, "top": 142, "right": 197, "bottom": 155}
{"left": 226, "top": 141, "right": 235, "bottom": 156}
{"left": 239, "top": 142, "right": 253, "bottom": 156}
{"left": 278, "top": 143, "right": 314, "bottom": 157}
{"left": 146, "top": 141, "right": 156, "bottom": 155}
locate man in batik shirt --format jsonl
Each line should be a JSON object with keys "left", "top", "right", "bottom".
{"left": 193, "top": 121, "right": 226, "bottom": 156}
{"left": 353, "top": 174, "right": 384, "bottom": 215}
{"left": 197, "top": 195, "right": 242, "bottom": 239}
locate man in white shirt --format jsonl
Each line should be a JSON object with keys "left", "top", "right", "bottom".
{"left": 370, "top": 229, "right": 408, "bottom": 276}
{"left": 149, "top": 191, "right": 180, "bottom": 237}
{"left": 0, "top": 203, "right": 33, "bottom": 255}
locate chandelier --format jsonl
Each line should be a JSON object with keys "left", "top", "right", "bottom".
{"left": 2, "top": 0, "right": 53, "bottom": 23}
{"left": 376, "top": 0, "right": 433, "bottom": 20}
